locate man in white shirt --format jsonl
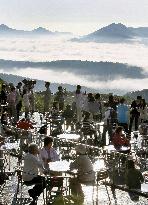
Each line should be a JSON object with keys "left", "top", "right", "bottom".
{"left": 39, "top": 136, "right": 59, "bottom": 169}
{"left": 23, "top": 144, "right": 48, "bottom": 203}
{"left": 102, "top": 103, "right": 115, "bottom": 146}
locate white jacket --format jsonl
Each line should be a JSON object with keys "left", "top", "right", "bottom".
{"left": 22, "top": 153, "right": 44, "bottom": 181}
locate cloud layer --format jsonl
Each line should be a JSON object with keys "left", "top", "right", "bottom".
{"left": 0, "top": 67, "right": 148, "bottom": 94}
{"left": 0, "top": 35, "right": 148, "bottom": 93}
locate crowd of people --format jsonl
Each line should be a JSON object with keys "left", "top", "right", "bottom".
{"left": 0, "top": 79, "right": 148, "bottom": 204}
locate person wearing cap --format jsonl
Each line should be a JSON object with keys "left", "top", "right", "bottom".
{"left": 69, "top": 144, "right": 95, "bottom": 198}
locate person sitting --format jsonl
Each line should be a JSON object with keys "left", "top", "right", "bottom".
{"left": 22, "top": 144, "right": 49, "bottom": 204}
{"left": 17, "top": 118, "right": 34, "bottom": 149}
{"left": 39, "top": 136, "right": 59, "bottom": 169}
{"left": 125, "top": 160, "right": 144, "bottom": 201}
{"left": 112, "top": 126, "right": 130, "bottom": 149}
{"left": 69, "top": 144, "right": 95, "bottom": 199}
{"left": 17, "top": 118, "right": 34, "bottom": 130}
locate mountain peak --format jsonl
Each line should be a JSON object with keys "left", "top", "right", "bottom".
{"left": 0, "top": 24, "right": 11, "bottom": 30}
{"left": 100, "top": 23, "right": 128, "bottom": 32}
{"left": 32, "top": 27, "right": 51, "bottom": 33}
{"left": 87, "top": 22, "right": 133, "bottom": 40}
{"left": 109, "top": 23, "right": 127, "bottom": 28}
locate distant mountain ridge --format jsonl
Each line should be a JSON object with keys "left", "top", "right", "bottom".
{"left": 0, "top": 24, "right": 72, "bottom": 36}
{"left": 72, "top": 23, "right": 148, "bottom": 42}
{"left": 0, "top": 73, "right": 97, "bottom": 93}
{"left": 0, "top": 59, "right": 146, "bottom": 81}
{"left": 126, "top": 89, "right": 148, "bottom": 102}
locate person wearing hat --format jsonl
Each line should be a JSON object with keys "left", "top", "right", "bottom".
{"left": 69, "top": 144, "right": 95, "bottom": 198}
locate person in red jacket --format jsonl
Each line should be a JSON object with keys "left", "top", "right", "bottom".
{"left": 112, "top": 126, "right": 129, "bottom": 149}
{"left": 17, "top": 118, "right": 34, "bottom": 130}
{"left": 17, "top": 118, "right": 34, "bottom": 151}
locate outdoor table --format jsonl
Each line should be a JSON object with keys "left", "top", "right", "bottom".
{"left": 103, "top": 145, "right": 130, "bottom": 154}
{"left": 93, "top": 158, "right": 106, "bottom": 172}
{"left": 49, "top": 160, "right": 71, "bottom": 173}
{"left": 1, "top": 142, "right": 19, "bottom": 150}
{"left": 57, "top": 133, "right": 80, "bottom": 141}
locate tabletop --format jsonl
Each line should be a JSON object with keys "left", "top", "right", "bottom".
{"left": 57, "top": 133, "right": 80, "bottom": 140}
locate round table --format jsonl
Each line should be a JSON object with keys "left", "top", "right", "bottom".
{"left": 57, "top": 133, "right": 80, "bottom": 141}
{"left": 49, "top": 160, "right": 71, "bottom": 172}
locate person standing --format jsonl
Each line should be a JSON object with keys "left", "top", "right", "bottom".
{"left": 54, "top": 86, "right": 65, "bottom": 111}
{"left": 44, "top": 82, "right": 51, "bottom": 113}
{"left": 129, "top": 96, "right": 142, "bottom": 134}
{"left": 29, "top": 81, "right": 36, "bottom": 116}
{"left": 7, "top": 86, "right": 17, "bottom": 123}
{"left": 117, "top": 98, "right": 129, "bottom": 133}
{"left": 0, "top": 84, "right": 7, "bottom": 105}
{"left": 16, "top": 82, "right": 23, "bottom": 121}
{"left": 102, "top": 103, "right": 114, "bottom": 146}
{"left": 23, "top": 89, "right": 30, "bottom": 119}
{"left": 75, "top": 85, "right": 83, "bottom": 123}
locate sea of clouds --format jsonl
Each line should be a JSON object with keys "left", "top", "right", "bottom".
{"left": 0, "top": 35, "right": 148, "bottom": 93}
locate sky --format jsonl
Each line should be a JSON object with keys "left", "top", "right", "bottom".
{"left": 0, "top": 0, "right": 148, "bottom": 34}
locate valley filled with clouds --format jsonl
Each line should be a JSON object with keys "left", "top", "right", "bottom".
{"left": 0, "top": 35, "right": 148, "bottom": 94}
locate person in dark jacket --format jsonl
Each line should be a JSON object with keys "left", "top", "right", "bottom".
{"left": 125, "top": 160, "right": 144, "bottom": 201}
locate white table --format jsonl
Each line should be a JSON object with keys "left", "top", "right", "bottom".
{"left": 57, "top": 133, "right": 80, "bottom": 141}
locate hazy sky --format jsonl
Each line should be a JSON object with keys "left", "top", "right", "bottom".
{"left": 0, "top": 0, "right": 148, "bottom": 34}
